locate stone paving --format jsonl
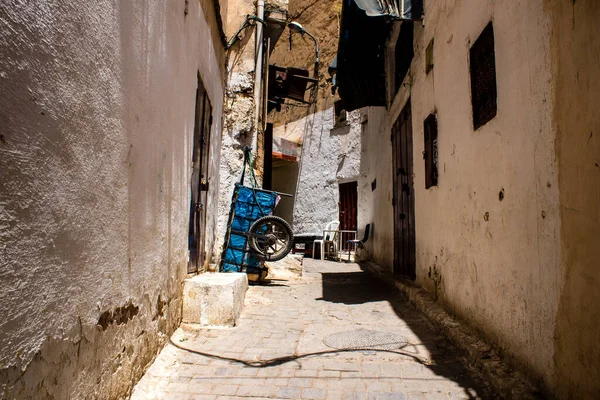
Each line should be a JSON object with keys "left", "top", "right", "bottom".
{"left": 131, "top": 259, "right": 492, "bottom": 399}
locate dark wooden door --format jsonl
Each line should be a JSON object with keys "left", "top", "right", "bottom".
{"left": 197, "top": 97, "right": 212, "bottom": 271}
{"left": 392, "top": 101, "right": 416, "bottom": 279}
{"left": 188, "top": 77, "right": 212, "bottom": 274}
{"left": 339, "top": 181, "right": 358, "bottom": 250}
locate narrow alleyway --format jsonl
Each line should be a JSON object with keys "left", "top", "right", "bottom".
{"left": 131, "top": 260, "right": 492, "bottom": 399}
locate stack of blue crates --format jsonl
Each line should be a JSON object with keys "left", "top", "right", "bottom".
{"left": 221, "top": 184, "right": 277, "bottom": 273}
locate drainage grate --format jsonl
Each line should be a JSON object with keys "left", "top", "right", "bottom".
{"left": 323, "top": 329, "right": 408, "bottom": 351}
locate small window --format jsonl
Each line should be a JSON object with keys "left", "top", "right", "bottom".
{"left": 425, "top": 38, "right": 434, "bottom": 74}
{"left": 470, "top": 22, "right": 497, "bottom": 130}
{"left": 334, "top": 100, "right": 347, "bottom": 127}
{"left": 423, "top": 113, "right": 438, "bottom": 189}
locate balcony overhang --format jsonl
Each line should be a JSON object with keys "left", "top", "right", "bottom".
{"left": 354, "top": 0, "right": 423, "bottom": 20}
{"left": 334, "top": 0, "right": 422, "bottom": 111}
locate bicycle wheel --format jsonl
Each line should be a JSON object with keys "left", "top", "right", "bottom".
{"left": 248, "top": 216, "right": 294, "bottom": 261}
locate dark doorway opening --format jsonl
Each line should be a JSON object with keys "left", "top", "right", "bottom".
{"left": 263, "top": 123, "right": 273, "bottom": 190}
{"left": 188, "top": 74, "right": 212, "bottom": 274}
{"left": 339, "top": 181, "right": 358, "bottom": 250}
{"left": 392, "top": 101, "right": 416, "bottom": 279}
{"left": 272, "top": 159, "right": 298, "bottom": 224}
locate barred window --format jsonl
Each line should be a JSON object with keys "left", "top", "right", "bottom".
{"left": 423, "top": 113, "right": 438, "bottom": 189}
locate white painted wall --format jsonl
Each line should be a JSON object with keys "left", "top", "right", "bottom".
{"left": 357, "top": 107, "right": 394, "bottom": 268}
{"left": 359, "top": 0, "right": 562, "bottom": 392}
{"left": 0, "top": 1, "right": 224, "bottom": 398}
{"left": 273, "top": 107, "right": 362, "bottom": 235}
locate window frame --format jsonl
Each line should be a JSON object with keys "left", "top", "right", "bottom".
{"left": 469, "top": 21, "right": 498, "bottom": 130}
{"left": 423, "top": 113, "right": 438, "bottom": 189}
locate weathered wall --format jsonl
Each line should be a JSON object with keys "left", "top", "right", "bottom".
{"left": 268, "top": 0, "right": 342, "bottom": 130}
{"left": 550, "top": 0, "right": 600, "bottom": 397}
{"left": 357, "top": 107, "right": 394, "bottom": 268}
{"left": 0, "top": 1, "right": 224, "bottom": 398}
{"left": 265, "top": 0, "right": 354, "bottom": 235}
{"left": 215, "top": 0, "right": 292, "bottom": 260}
{"left": 271, "top": 160, "right": 299, "bottom": 223}
{"left": 273, "top": 107, "right": 362, "bottom": 234}
{"left": 361, "top": 0, "right": 563, "bottom": 393}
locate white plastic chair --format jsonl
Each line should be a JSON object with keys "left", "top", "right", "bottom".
{"left": 312, "top": 220, "right": 340, "bottom": 260}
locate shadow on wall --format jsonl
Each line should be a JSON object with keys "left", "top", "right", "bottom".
{"left": 272, "top": 159, "right": 299, "bottom": 227}
{"left": 551, "top": 0, "right": 600, "bottom": 397}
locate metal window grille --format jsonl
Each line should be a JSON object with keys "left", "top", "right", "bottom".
{"left": 423, "top": 113, "right": 438, "bottom": 189}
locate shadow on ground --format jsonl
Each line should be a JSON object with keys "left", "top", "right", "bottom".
{"left": 314, "top": 263, "right": 492, "bottom": 399}
{"left": 170, "top": 260, "right": 494, "bottom": 399}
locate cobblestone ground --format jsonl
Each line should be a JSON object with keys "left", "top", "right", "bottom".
{"left": 131, "top": 259, "right": 492, "bottom": 399}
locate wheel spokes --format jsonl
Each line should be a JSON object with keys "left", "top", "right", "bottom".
{"left": 249, "top": 219, "right": 292, "bottom": 260}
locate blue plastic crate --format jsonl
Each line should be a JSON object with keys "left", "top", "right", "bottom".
{"left": 221, "top": 184, "right": 278, "bottom": 273}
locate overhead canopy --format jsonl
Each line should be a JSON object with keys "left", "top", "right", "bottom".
{"left": 354, "top": 0, "right": 423, "bottom": 20}
{"left": 334, "top": 0, "right": 422, "bottom": 111}
{"left": 335, "top": 0, "right": 391, "bottom": 111}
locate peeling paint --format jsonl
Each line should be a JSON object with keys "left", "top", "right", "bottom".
{"left": 97, "top": 301, "right": 140, "bottom": 331}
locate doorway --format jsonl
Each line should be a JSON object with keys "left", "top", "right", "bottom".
{"left": 339, "top": 181, "right": 358, "bottom": 250}
{"left": 263, "top": 123, "right": 273, "bottom": 190}
{"left": 188, "top": 75, "right": 212, "bottom": 274}
{"left": 392, "top": 100, "right": 416, "bottom": 279}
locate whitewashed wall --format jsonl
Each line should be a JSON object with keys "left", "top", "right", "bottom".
{"left": 0, "top": 1, "right": 224, "bottom": 398}
{"left": 273, "top": 107, "right": 362, "bottom": 235}
{"left": 359, "top": 0, "right": 563, "bottom": 394}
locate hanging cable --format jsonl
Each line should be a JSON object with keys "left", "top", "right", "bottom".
{"left": 226, "top": 15, "right": 266, "bottom": 49}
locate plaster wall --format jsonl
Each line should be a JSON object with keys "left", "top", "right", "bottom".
{"left": 273, "top": 106, "right": 362, "bottom": 234}
{"left": 361, "top": 0, "right": 562, "bottom": 392}
{"left": 215, "top": 0, "right": 291, "bottom": 261}
{"left": 271, "top": 161, "right": 299, "bottom": 224}
{"left": 265, "top": 0, "right": 343, "bottom": 237}
{"left": 215, "top": 0, "right": 263, "bottom": 261}
{"left": 549, "top": 0, "right": 600, "bottom": 397}
{"left": 0, "top": 1, "right": 224, "bottom": 398}
{"left": 357, "top": 107, "right": 394, "bottom": 269}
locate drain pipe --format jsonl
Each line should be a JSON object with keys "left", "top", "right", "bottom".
{"left": 252, "top": 0, "right": 265, "bottom": 159}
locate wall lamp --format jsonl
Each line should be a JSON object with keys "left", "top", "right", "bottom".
{"left": 288, "top": 21, "right": 320, "bottom": 65}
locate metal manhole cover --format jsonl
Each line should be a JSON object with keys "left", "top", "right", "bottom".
{"left": 323, "top": 329, "right": 408, "bottom": 351}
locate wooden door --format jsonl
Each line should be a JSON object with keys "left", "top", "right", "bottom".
{"left": 392, "top": 101, "right": 416, "bottom": 279}
{"left": 339, "top": 181, "right": 358, "bottom": 250}
{"left": 196, "top": 96, "right": 212, "bottom": 271}
{"left": 188, "top": 77, "right": 212, "bottom": 274}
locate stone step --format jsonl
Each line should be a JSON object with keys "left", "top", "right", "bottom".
{"left": 182, "top": 272, "right": 248, "bottom": 326}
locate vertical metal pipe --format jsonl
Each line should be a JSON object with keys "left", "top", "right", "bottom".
{"left": 252, "top": 0, "right": 265, "bottom": 156}
{"left": 263, "top": 38, "right": 271, "bottom": 132}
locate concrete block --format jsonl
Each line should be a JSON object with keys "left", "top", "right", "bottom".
{"left": 182, "top": 273, "right": 248, "bottom": 326}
